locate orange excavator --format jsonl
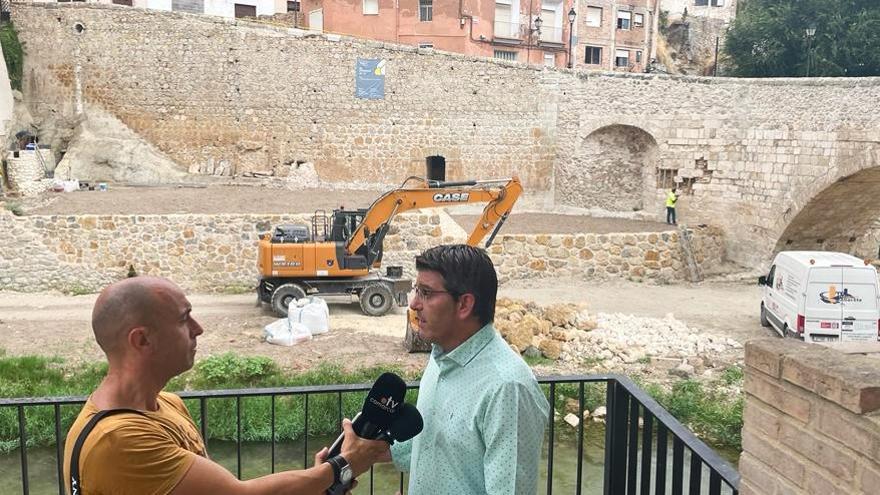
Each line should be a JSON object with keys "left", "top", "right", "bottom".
{"left": 257, "top": 176, "right": 522, "bottom": 319}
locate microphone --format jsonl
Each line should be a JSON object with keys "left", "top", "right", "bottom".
{"left": 376, "top": 403, "right": 424, "bottom": 444}
{"left": 327, "top": 372, "right": 407, "bottom": 458}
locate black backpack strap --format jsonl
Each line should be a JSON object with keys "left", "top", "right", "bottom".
{"left": 70, "top": 409, "right": 144, "bottom": 495}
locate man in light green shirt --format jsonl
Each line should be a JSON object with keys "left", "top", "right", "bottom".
{"left": 390, "top": 244, "right": 550, "bottom": 494}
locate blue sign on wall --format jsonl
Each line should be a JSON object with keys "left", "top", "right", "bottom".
{"left": 355, "top": 58, "right": 386, "bottom": 100}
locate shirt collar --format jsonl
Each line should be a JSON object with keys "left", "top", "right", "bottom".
{"left": 432, "top": 323, "right": 496, "bottom": 369}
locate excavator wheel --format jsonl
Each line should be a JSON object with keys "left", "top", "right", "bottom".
{"left": 271, "top": 283, "right": 306, "bottom": 317}
{"left": 359, "top": 283, "right": 394, "bottom": 316}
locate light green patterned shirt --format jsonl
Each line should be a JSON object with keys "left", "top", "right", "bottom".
{"left": 391, "top": 323, "right": 550, "bottom": 495}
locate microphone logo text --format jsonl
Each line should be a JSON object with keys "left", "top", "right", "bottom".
{"left": 370, "top": 396, "right": 399, "bottom": 413}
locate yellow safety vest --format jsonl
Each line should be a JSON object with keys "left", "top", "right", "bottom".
{"left": 666, "top": 191, "right": 677, "bottom": 207}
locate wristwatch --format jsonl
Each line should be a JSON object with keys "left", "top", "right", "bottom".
{"left": 327, "top": 455, "right": 353, "bottom": 486}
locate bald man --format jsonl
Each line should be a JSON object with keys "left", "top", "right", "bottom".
{"left": 63, "top": 276, "right": 387, "bottom": 495}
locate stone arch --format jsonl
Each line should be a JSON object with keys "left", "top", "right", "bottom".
{"left": 556, "top": 124, "right": 658, "bottom": 212}
{"left": 774, "top": 167, "right": 880, "bottom": 260}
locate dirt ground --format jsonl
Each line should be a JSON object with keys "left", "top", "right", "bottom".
{"left": 0, "top": 279, "right": 771, "bottom": 373}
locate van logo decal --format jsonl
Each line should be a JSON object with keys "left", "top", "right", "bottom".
{"left": 819, "top": 285, "right": 862, "bottom": 304}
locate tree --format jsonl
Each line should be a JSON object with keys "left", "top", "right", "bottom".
{"left": 724, "top": 0, "right": 880, "bottom": 77}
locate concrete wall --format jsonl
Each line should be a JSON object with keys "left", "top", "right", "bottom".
{"left": 741, "top": 339, "right": 880, "bottom": 495}
{"left": 10, "top": 4, "right": 880, "bottom": 268}
{"left": 0, "top": 210, "right": 722, "bottom": 292}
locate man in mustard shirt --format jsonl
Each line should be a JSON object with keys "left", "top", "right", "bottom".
{"left": 64, "top": 276, "right": 387, "bottom": 495}
{"left": 390, "top": 244, "right": 550, "bottom": 494}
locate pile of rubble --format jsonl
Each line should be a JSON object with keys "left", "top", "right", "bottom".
{"left": 494, "top": 298, "right": 597, "bottom": 360}
{"left": 495, "top": 299, "right": 742, "bottom": 376}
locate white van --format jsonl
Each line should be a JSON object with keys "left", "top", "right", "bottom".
{"left": 759, "top": 251, "right": 880, "bottom": 343}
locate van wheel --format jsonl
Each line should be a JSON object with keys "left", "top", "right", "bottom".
{"left": 360, "top": 283, "right": 394, "bottom": 316}
{"left": 271, "top": 283, "right": 306, "bottom": 317}
{"left": 760, "top": 304, "right": 771, "bottom": 327}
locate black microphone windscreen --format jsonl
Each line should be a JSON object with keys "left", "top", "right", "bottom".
{"left": 388, "top": 403, "right": 423, "bottom": 442}
{"left": 359, "top": 372, "right": 407, "bottom": 428}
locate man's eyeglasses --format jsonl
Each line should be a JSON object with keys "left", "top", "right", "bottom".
{"left": 410, "top": 284, "right": 452, "bottom": 300}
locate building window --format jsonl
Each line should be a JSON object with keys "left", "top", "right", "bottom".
{"left": 586, "top": 6, "right": 602, "bottom": 27}
{"left": 287, "top": 1, "right": 300, "bottom": 12}
{"left": 584, "top": 46, "right": 602, "bottom": 64}
{"left": 633, "top": 13, "right": 644, "bottom": 28}
{"left": 494, "top": 0, "right": 517, "bottom": 38}
{"left": 363, "top": 0, "right": 378, "bottom": 15}
{"left": 636, "top": 50, "right": 642, "bottom": 63}
{"left": 711, "top": 0, "right": 725, "bottom": 5}
{"left": 694, "top": 0, "right": 708, "bottom": 5}
{"left": 420, "top": 0, "right": 433, "bottom": 21}
{"left": 234, "top": 3, "right": 256, "bottom": 18}
{"left": 494, "top": 49, "right": 517, "bottom": 61}
{"left": 418, "top": 42, "right": 434, "bottom": 49}
{"left": 617, "top": 11, "right": 631, "bottom": 30}
{"left": 615, "top": 49, "right": 629, "bottom": 67}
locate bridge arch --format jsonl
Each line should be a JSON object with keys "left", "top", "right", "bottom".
{"left": 555, "top": 124, "right": 658, "bottom": 212}
{"left": 774, "top": 166, "right": 880, "bottom": 260}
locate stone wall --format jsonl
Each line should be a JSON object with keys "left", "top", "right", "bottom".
{"left": 5, "top": 149, "right": 54, "bottom": 196}
{"left": 0, "top": 210, "right": 723, "bottom": 292}
{"left": 490, "top": 225, "right": 724, "bottom": 283}
{"left": 740, "top": 339, "right": 880, "bottom": 495}
{"left": 12, "top": 3, "right": 880, "bottom": 267}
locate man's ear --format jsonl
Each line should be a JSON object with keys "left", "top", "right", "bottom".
{"left": 456, "top": 293, "right": 477, "bottom": 320}
{"left": 128, "top": 326, "right": 152, "bottom": 352}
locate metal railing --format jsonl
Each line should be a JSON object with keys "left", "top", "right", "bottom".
{"left": 1, "top": 0, "right": 10, "bottom": 22}
{"left": 0, "top": 375, "right": 739, "bottom": 494}
{"left": 493, "top": 20, "right": 523, "bottom": 39}
{"left": 540, "top": 26, "right": 564, "bottom": 44}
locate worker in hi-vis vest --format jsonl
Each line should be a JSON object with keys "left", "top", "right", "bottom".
{"left": 666, "top": 188, "right": 678, "bottom": 225}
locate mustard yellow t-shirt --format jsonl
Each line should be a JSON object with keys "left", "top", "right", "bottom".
{"left": 63, "top": 391, "right": 207, "bottom": 495}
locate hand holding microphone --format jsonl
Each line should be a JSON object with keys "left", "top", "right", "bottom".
{"left": 325, "top": 372, "right": 424, "bottom": 495}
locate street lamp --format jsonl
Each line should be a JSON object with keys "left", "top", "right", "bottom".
{"left": 567, "top": 7, "right": 576, "bottom": 68}
{"left": 805, "top": 25, "right": 816, "bottom": 77}
{"left": 532, "top": 15, "right": 543, "bottom": 37}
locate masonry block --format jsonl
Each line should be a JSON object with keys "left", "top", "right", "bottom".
{"left": 742, "top": 430, "right": 805, "bottom": 487}
{"left": 745, "top": 370, "right": 812, "bottom": 423}
{"left": 739, "top": 453, "right": 802, "bottom": 495}
{"left": 742, "top": 399, "right": 781, "bottom": 440}
{"left": 779, "top": 418, "right": 856, "bottom": 481}
{"left": 813, "top": 400, "right": 880, "bottom": 458}
{"left": 745, "top": 339, "right": 788, "bottom": 378}
{"left": 857, "top": 462, "right": 880, "bottom": 494}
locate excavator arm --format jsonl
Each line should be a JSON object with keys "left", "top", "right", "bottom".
{"left": 344, "top": 176, "right": 523, "bottom": 265}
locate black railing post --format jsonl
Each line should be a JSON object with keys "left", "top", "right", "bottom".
{"left": 54, "top": 405, "right": 64, "bottom": 495}
{"left": 604, "top": 380, "right": 629, "bottom": 495}
{"left": 0, "top": 0, "right": 10, "bottom": 23}
{"left": 18, "top": 405, "right": 28, "bottom": 495}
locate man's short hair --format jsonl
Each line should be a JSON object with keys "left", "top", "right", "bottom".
{"left": 415, "top": 244, "right": 497, "bottom": 326}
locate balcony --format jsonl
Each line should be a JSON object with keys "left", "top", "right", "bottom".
{"left": 0, "top": 375, "right": 739, "bottom": 494}
{"left": 493, "top": 20, "right": 523, "bottom": 43}
{"left": 540, "top": 25, "right": 564, "bottom": 44}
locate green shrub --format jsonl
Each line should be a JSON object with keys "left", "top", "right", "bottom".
{"left": 0, "top": 22, "right": 24, "bottom": 91}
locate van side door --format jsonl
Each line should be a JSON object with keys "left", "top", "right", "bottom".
{"left": 764, "top": 265, "right": 784, "bottom": 329}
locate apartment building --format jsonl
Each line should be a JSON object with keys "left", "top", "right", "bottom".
{"left": 296, "top": 0, "right": 578, "bottom": 67}
{"left": 575, "top": 0, "right": 659, "bottom": 72}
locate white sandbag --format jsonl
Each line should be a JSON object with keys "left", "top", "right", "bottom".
{"left": 264, "top": 318, "right": 312, "bottom": 346}
{"left": 288, "top": 297, "right": 330, "bottom": 335}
